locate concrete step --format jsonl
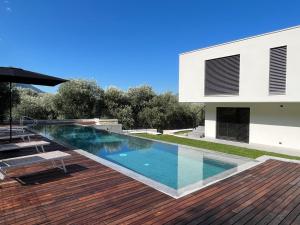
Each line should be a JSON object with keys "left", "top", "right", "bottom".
{"left": 188, "top": 130, "right": 205, "bottom": 138}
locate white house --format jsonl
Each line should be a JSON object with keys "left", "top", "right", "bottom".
{"left": 179, "top": 26, "right": 300, "bottom": 150}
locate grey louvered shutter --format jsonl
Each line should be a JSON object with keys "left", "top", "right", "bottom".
{"left": 269, "top": 46, "right": 287, "bottom": 95}
{"left": 205, "top": 55, "right": 240, "bottom": 96}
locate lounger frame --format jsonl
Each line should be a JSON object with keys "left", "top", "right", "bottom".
{"left": 0, "top": 151, "right": 70, "bottom": 180}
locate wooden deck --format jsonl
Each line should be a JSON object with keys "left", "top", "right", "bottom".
{"left": 1, "top": 134, "right": 300, "bottom": 224}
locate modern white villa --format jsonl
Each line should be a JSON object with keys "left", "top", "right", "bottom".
{"left": 179, "top": 26, "right": 300, "bottom": 150}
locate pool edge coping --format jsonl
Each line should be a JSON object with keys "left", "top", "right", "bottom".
{"left": 74, "top": 149, "right": 263, "bottom": 199}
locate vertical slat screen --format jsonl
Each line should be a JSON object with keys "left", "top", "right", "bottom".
{"left": 205, "top": 55, "right": 240, "bottom": 96}
{"left": 269, "top": 46, "right": 287, "bottom": 95}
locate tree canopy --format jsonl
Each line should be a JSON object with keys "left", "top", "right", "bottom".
{"left": 53, "top": 80, "right": 104, "bottom": 119}
{"left": 7, "top": 79, "right": 204, "bottom": 130}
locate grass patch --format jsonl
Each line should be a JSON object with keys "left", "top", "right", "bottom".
{"left": 135, "top": 134, "right": 300, "bottom": 160}
{"left": 173, "top": 130, "right": 191, "bottom": 135}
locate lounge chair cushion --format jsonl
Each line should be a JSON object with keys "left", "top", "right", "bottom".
{"left": 0, "top": 134, "right": 35, "bottom": 141}
{"left": 0, "top": 151, "right": 71, "bottom": 170}
{"left": 0, "top": 141, "right": 50, "bottom": 152}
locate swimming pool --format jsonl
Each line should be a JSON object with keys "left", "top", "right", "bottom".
{"left": 32, "top": 124, "right": 258, "bottom": 198}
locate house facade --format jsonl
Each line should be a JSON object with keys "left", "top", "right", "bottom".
{"left": 179, "top": 26, "right": 300, "bottom": 149}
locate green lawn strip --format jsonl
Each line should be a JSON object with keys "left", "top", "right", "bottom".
{"left": 135, "top": 134, "right": 300, "bottom": 160}
{"left": 173, "top": 130, "right": 191, "bottom": 135}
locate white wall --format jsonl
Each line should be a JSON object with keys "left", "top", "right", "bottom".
{"left": 205, "top": 103, "right": 300, "bottom": 149}
{"left": 179, "top": 26, "right": 300, "bottom": 103}
{"left": 205, "top": 104, "right": 217, "bottom": 139}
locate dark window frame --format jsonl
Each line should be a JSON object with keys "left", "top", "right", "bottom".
{"left": 204, "top": 54, "right": 240, "bottom": 96}
{"left": 269, "top": 45, "right": 287, "bottom": 95}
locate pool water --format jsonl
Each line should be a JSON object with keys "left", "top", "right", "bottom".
{"left": 32, "top": 124, "right": 243, "bottom": 191}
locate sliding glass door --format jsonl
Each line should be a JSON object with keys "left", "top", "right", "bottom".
{"left": 216, "top": 107, "right": 250, "bottom": 143}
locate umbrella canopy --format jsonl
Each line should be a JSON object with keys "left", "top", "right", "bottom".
{"left": 0, "top": 67, "right": 68, "bottom": 142}
{"left": 0, "top": 67, "right": 68, "bottom": 85}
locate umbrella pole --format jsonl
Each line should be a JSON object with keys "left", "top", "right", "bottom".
{"left": 9, "top": 82, "right": 12, "bottom": 142}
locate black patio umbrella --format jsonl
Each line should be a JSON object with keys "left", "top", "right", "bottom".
{"left": 0, "top": 67, "right": 68, "bottom": 142}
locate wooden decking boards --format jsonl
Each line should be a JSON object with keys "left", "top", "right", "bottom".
{"left": 1, "top": 134, "right": 300, "bottom": 224}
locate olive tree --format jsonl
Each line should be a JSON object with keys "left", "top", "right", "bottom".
{"left": 103, "top": 87, "right": 128, "bottom": 117}
{"left": 115, "top": 105, "right": 135, "bottom": 129}
{"left": 137, "top": 92, "right": 204, "bottom": 130}
{"left": 53, "top": 80, "right": 104, "bottom": 119}
{"left": 127, "top": 85, "right": 155, "bottom": 127}
{"left": 13, "top": 88, "right": 56, "bottom": 120}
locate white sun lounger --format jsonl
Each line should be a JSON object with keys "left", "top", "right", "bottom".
{"left": 0, "top": 151, "right": 71, "bottom": 180}
{"left": 0, "top": 141, "right": 50, "bottom": 153}
{"left": 0, "top": 127, "right": 26, "bottom": 133}
{"left": 0, "top": 134, "right": 35, "bottom": 142}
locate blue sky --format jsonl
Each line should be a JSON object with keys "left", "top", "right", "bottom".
{"left": 1, "top": 0, "right": 300, "bottom": 93}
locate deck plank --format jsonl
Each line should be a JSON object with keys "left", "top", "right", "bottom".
{"left": 1, "top": 133, "right": 300, "bottom": 224}
{"left": 168, "top": 161, "right": 297, "bottom": 225}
